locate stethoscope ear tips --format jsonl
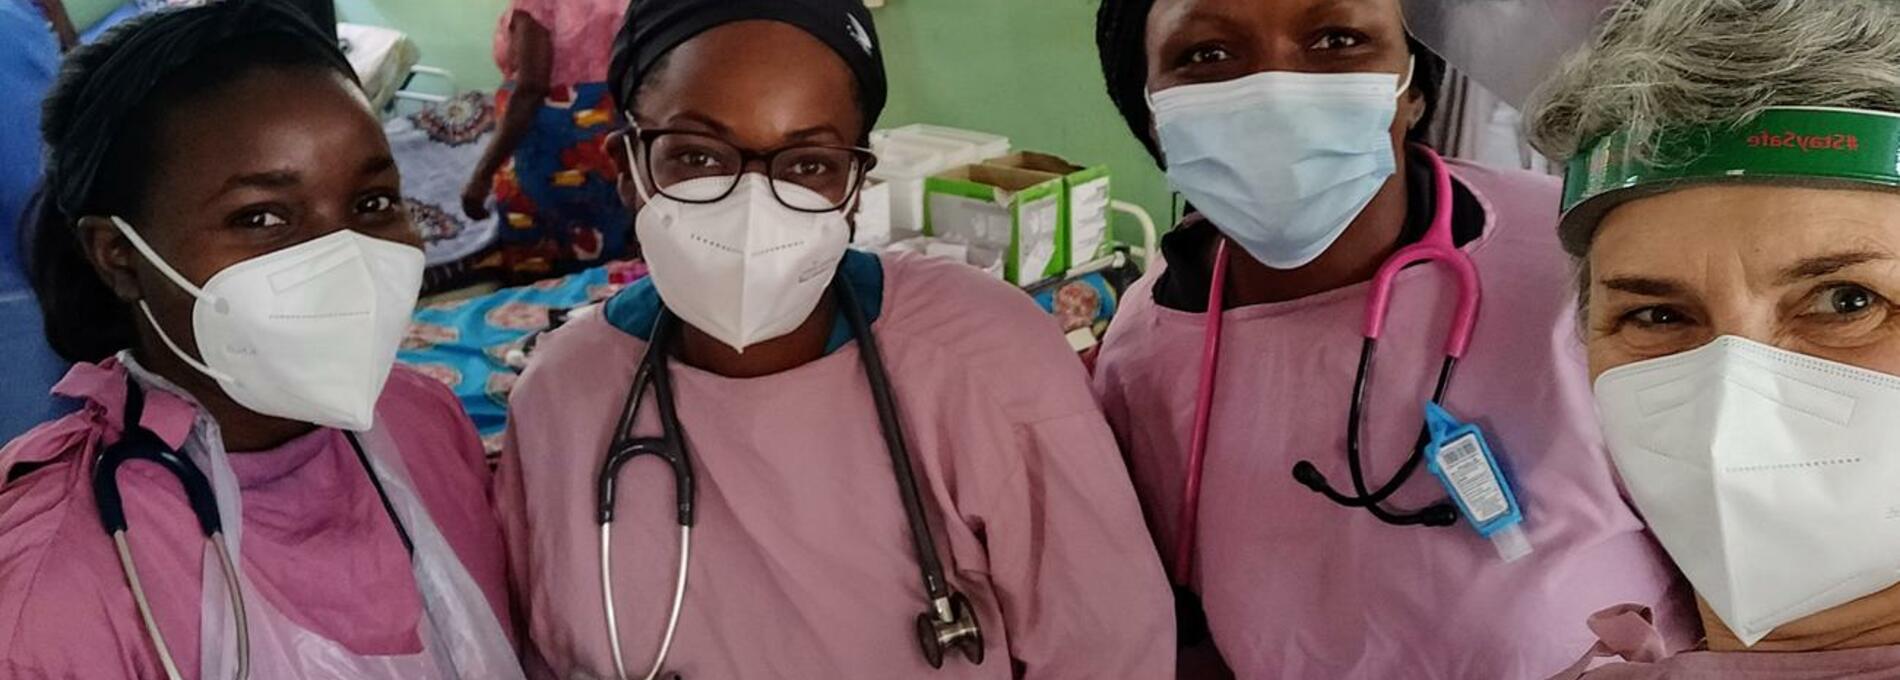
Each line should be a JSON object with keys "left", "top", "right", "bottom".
{"left": 1290, "top": 461, "right": 1327, "bottom": 490}
{"left": 916, "top": 592, "right": 984, "bottom": 669}
{"left": 1421, "top": 505, "right": 1461, "bottom": 527}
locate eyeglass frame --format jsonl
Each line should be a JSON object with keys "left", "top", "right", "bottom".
{"left": 625, "top": 123, "right": 881, "bottom": 214}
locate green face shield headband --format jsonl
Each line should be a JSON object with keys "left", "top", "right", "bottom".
{"left": 1559, "top": 106, "right": 1900, "bottom": 256}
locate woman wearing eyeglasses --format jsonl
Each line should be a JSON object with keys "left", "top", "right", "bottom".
{"left": 493, "top": 1, "right": 1173, "bottom": 678}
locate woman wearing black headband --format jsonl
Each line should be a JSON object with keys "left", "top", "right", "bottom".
{"left": 1089, "top": 0, "right": 1691, "bottom": 677}
{"left": 496, "top": 0, "right": 1173, "bottom": 677}
{"left": 0, "top": 3, "right": 521, "bottom": 678}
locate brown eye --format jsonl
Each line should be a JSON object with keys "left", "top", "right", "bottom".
{"left": 1624, "top": 306, "right": 1688, "bottom": 327}
{"left": 235, "top": 209, "right": 288, "bottom": 229}
{"left": 1179, "top": 44, "right": 1234, "bottom": 67}
{"left": 1308, "top": 30, "right": 1366, "bottom": 51}
{"left": 1803, "top": 284, "right": 1882, "bottom": 318}
{"left": 357, "top": 195, "right": 398, "bottom": 214}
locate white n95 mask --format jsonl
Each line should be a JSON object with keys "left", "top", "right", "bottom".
{"left": 634, "top": 173, "right": 849, "bottom": 353}
{"left": 111, "top": 217, "right": 423, "bottom": 431}
{"left": 1150, "top": 61, "right": 1410, "bottom": 269}
{"left": 1595, "top": 335, "right": 1900, "bottom": 646}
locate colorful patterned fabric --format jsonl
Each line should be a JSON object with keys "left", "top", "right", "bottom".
{"left": 386, "top": 91, "right": 500, "bottom": 269}
{"left": 399, "top": 261, "right": 646, "bottom": 456}
{"left": 491, "top": 82, "right": 631, "bottom": 283}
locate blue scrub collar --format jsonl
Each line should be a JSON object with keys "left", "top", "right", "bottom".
{"left": 604, "top": 249, "right": 885, "bottom": 354}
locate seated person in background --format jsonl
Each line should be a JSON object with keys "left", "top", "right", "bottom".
{"left": 0, "top": 3, "right": 519, "bottom": 677}
{"left": 1528, "top": 0, "right": 1900, "bottom": 676}
{"left": 497, "top": 0, "right": 1174, "bottom": 677}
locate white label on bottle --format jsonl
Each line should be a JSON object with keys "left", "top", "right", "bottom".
{"left": 1437, "top": 433, "right": 1508, "bottom": 524}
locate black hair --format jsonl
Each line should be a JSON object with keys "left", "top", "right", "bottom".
{"left": 1095, "top": 0, "right": 1447, "bottom": 164}
{"left": 29, "top": 2, "right": 355, "bottom": 364}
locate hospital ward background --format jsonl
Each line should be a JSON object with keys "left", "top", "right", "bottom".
{"left": 0, "top": 0, "right": 1547, "bottom": 454}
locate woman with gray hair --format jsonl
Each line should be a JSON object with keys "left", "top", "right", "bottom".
{"left": 1529, "top": 0, "right": 1900, "bottom": 676}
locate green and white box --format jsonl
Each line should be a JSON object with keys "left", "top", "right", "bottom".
{"left": 984, "top": 152, "right": 1113, "bottom": 265}
{"left": 924, "top": 164, "right": 1065, "bottom": 285}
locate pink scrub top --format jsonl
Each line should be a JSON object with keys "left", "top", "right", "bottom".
{"left": 1091, "top": 159, "right": 1696, "bottom": 679}
{"left": 0, "top": 359, "right": 513, "bottom": 678}
{"left": 499, "top": 251, "right": 1175, "bottom": 679}
{"left": 492, "top": 0, "right": 625, "bottom": 87}
{"left": 1550, "top": 605, "right": 1900, "bottom": 679}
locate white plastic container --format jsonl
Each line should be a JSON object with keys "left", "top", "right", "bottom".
{"left": 877, "top": 124, "right": 1011, "bottom": 167}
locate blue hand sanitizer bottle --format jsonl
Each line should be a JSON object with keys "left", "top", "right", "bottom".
{"left": 1422, "top": 402, "right": 1531, "bottom": 562}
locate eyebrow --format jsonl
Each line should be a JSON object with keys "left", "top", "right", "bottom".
{"left": 216, "top": 169, "right": 300, "bottom": 196}
{"left": 1775, "top": 250, "right": 1893, "bottom": 285}
{"left": 1600, "top": 276, "right": 1689, "bottom": 298}
{"left": 360, "top": 155, "right": 397, "bottom": 178}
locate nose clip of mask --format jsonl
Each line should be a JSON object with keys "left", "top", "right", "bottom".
{"left": 916, "top": 593, "right": 984, "bottom": 669}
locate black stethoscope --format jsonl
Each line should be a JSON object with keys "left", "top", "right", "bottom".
{"left": 93, "top": 376, "right": 412, "bottom": 680}
{"left": 594, "top": 275, "right": 984, "bottom": 680}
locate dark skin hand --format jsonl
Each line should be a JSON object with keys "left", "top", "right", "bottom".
{"left": 607, "top": 20, "right": 864, "bottom": 379}
{"left": 1146, "top": 0, "right": 1428, "bottom": 307}
{"left": 34, "top": 0, "right": 78, "bottom": 51}
{"left": 464, "top": 12, "right": 553, "bottom": 220}
{"left": 77, "top": 67, "right": 421, "bottom": 453}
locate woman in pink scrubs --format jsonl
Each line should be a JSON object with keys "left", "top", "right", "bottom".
{"left": 1529, "top": 0, "right": 1900, "bottom": 677}
{"left": 0, "top": 3, "right": 519, "bottom": 678}
{"left": 1090, "top": 0, "right": 1692, "bottom": 677}
{"left": 497, "top": 0, "right": 1174, "bottom": 678}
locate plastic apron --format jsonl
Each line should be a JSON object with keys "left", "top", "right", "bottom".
{"left": 122, "top": 358, "right": 525, "bottom": 679}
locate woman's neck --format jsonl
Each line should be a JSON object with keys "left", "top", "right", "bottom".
{"left": 677, "top": 291, "right": 836, "bottom": 379}
{"left": 1702, "top": 586, "right": 1900, "bottom": 653}
{"left": 129, "top": 341, "right": 315, "bottom": 453}
{"left": 1213, "top": 167, "right": 1412, "bottom": 308}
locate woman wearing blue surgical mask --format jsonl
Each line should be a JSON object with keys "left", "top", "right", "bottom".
{"left": 1090, "top": 0, "right": 1693, "bottom": 677}
{"left": 0, "top": 4, "right": 520, "bottom": 678}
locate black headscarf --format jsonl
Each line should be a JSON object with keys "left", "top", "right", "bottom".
{"left": 43, "top": 0, "right": 353, "bottom": 221}
{"left": 609, "top": 0, "right": 888, "bottom": 130}
{"left": 1095, "top": 0, "right": 1445, "bottom": 165}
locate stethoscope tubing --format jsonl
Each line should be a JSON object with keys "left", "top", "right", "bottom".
{"left": 97, "top": 377, "right": 411, "bottom": 680}
{"left": 594, "top": 276, "right": 979, "bottom": 678}
{"left": 1176, "top": 145, "right": 1480, "bottom": 583}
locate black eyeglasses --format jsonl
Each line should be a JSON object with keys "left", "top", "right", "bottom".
{"left": 628, "top": 127, "right": 879, "bottom": 213}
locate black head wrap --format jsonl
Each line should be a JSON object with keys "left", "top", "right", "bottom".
{"left": 609, "top": 0, "right": 888, "bottom": 132}
{"left": 44, "top": 0, "right": 353, "bottom": 220}
{"left": 1095, "top": 0, "right": 1445, "bottom": 165}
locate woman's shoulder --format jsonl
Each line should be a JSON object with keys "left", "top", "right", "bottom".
{"left": 0, "top": 416, "right": 192, "bottom": 678}
{"left": 876, "top": 251, "right": 1100, "bottom": 421}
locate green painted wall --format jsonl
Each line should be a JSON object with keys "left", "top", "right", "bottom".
{"left": 336, "top": 0, "right": 507, "bottom": 89}
{"left": 874, "top": 0, "right": 1170, "bottom": 242}
{"left": 70, "top": 0, "right": 1171, "bottom": 240}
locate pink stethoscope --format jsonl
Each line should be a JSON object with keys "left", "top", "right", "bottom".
{"left": 1173, "top": 146, "right": 1482, "bottom": 585}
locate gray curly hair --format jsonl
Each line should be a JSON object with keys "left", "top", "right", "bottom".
{"left": 1526, "top": 0, "right": 1900, "bottom": 165}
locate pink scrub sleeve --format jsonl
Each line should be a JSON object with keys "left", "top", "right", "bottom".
{"left": 0, "top": 364, "right": 515, "bottom": 678}
{"left": 983, "top": 409, "right": 1177, "bottom": 677}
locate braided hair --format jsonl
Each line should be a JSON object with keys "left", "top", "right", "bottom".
{"left": 1095, "top": 0, "right": 1445, "bottom": 164}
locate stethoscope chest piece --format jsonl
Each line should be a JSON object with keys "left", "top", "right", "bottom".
{"left": 916, "top": 592, "right": 984, "bottom": 669}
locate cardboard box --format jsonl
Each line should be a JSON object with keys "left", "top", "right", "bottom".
{"left": 924, "top": 164, "right": 1066, "bottom": 284}
{"left": 984, "top": 152, "right": 1113, "bottom": 266}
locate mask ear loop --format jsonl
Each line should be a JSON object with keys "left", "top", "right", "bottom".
{"left": 108, "top": 216, "right": 236, "bottom": 384}
{"left": 1396, "top": 55, "right": 1416, "bottom": 99}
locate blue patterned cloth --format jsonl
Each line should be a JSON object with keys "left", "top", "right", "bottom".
{"left": 398, "top": 266, "right": 619, "bottom": 450}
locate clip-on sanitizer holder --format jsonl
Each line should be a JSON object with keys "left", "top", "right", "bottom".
{"left": 1422, "top": 402, "right": 1531, "bottom": 562}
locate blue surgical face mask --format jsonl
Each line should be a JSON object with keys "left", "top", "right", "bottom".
{"left": 1150, "top": 61, "right": 1411, "bottom": 270}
